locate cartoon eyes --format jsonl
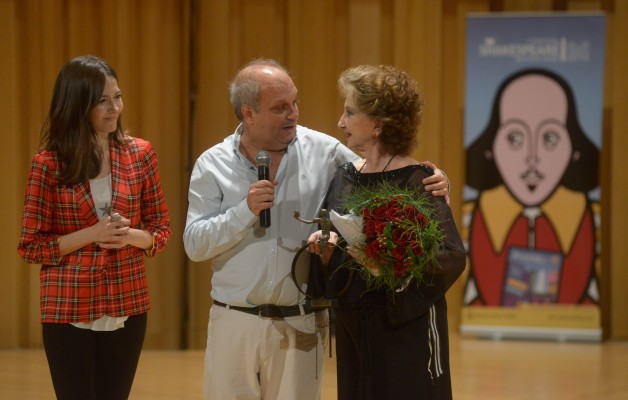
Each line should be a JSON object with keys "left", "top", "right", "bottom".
{"left": 500, "top": 124, "right": 563, "bottom": 152}
{"left": 542, "top": 130, "right": 561, "bottom": 150}
{"left": 506, "top": 130, "right": 525, "bottom": 150}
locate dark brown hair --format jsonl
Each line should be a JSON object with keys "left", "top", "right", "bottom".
{"left": 40, "top": 55, "right": 126, "bottom": 185}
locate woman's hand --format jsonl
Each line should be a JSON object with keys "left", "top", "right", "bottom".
{"left": 95, "top": 214, "right": 131, "bottom": 249}
{"left": 307, "top": 230, "right": 338, "bottom": 264}
{"left": 57, "top": 214, "right": 151, "bottom": 256}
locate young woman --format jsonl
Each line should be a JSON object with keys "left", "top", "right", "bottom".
{"left": 17, "top": 55, "right": 171, "bottom": 399}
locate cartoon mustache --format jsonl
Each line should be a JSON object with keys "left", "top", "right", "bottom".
{"left": 520, "top": 168, "right": 545, "bottom": 191}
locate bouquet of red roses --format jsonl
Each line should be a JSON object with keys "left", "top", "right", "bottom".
{"left": 339, "top": 181, "right": 444, "bottom": 291}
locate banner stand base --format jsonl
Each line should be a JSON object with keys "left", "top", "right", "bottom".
{"left": 460, "top": 325, "right": 602, "bottom": 342}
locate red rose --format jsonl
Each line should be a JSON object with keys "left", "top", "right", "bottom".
{"left": 365, "top": 241, "right": 378, "bottom": 258}
{"left": 365, "top": 219, "right": 378, "bottom": 237}
{"left": 392, "top": 244, "right": 406, "bottom": 260}
{"left": 412, "top": 242, "right": 424, "bottom": 256}
{"left": 375, "top": 222, "right": 388, "bottom": 235}
{"left": 417, "top": 214, "right": 429, "bottom": 228}
{"left": 391, "top": 226, "right": 404, "bottom": 242}
{"left": 373, "top": 205, "right": 387, "bottom": 221}
{"left": 385, "top": 205, "right": 403, "bottom": 220}
{"left": 393, "top": 261, "right": 406, "bottom": 277}
{"left": 404, "top": 205, "right": 417, "bottom": 219}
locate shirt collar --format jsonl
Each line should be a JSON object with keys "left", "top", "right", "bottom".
{"left": 232, "top": 124, "right": 247, "bottom": 163}
{"left": 231, "top": 123, "right": 299, "bottom": 163}
{"left": 479, "top": 185, "right": 588, "bottom": 254}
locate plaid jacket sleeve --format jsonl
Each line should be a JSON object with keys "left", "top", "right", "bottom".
{"left": 121, "top": 137, "right": 171, "bottom": 256}
{"left": 17, "top": 151, "right": 65, "bottom": 264}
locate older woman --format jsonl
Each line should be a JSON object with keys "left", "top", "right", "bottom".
{"left": 310, "top": 65, "right": 465, "bottom": 399}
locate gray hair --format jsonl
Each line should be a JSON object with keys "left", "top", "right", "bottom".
{"left": 229, "top": 59, "right": 289, "bottom": 121}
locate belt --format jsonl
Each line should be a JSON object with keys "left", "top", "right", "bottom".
{"left": 213, "top": 301, "right": 316, "bottom": 319}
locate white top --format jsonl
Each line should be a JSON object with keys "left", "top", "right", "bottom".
{"left": 71, "top": 174, "right": 128, "bottom": 331}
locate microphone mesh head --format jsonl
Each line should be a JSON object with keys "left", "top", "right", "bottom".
{"left": 256, "top": 150, "right": 271, "bottom": 167}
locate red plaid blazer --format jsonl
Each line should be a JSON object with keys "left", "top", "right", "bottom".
{"left": 17, "top": 137, "right": 172, "bottom": 323}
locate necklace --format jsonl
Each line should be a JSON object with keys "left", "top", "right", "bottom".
{"left": 359, "top": 154, "right": 395, "bottom": 173}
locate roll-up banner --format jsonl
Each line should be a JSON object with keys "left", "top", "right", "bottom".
{"left": 461, "top": 13, "right": 605, "bottom": 341}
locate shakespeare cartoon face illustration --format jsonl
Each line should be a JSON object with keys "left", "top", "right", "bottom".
{"left": 494, "top": 74, "right": 573, "bottom": 206}
{"left": 464, "top": 68, "right": 600, "bottom": 307}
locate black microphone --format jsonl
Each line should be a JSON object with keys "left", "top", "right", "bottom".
{"left": 256, "top": 150, "right": 271, "bottom": 228}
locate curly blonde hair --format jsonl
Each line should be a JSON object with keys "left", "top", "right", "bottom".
{"left": 338, "top": 65, "right": 423, "bottom": 156}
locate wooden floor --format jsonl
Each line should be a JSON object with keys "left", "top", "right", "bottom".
{"left": 1, "top": 333, "right": 627, "bottom": 399}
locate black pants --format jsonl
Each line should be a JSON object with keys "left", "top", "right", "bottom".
{"left": 334, "top": 306, "right": 452, "bottom": 400}
{"left": 42, "top": 313, "right": 147, "bottom": 400}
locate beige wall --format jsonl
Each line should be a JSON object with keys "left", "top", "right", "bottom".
{"left": 1, "top": 0, "right": 626, "bottom": 349}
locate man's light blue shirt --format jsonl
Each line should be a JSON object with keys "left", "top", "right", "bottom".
{"left": 184, "top": 124, "right": 358, "bottom": 307}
